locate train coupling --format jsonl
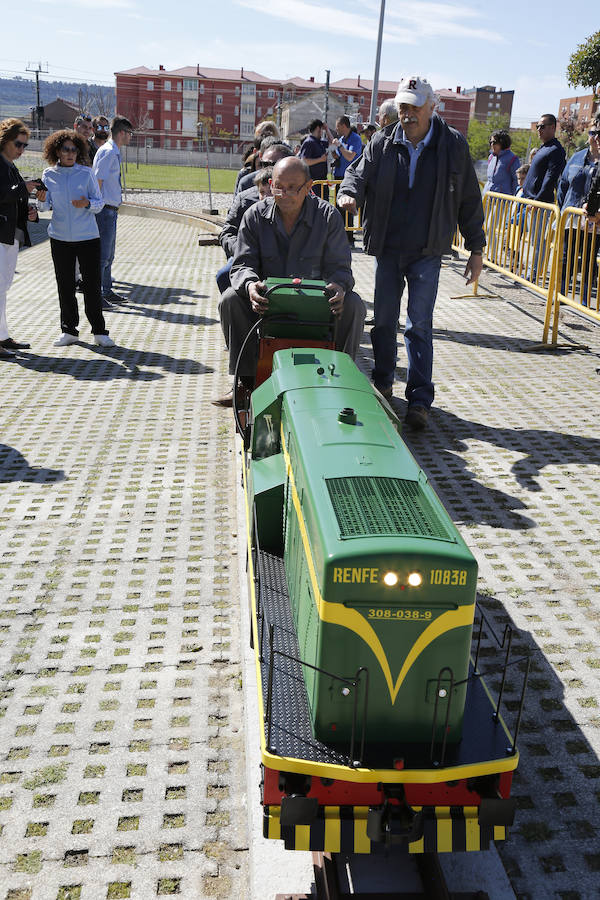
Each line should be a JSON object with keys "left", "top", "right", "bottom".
{"left": 278, "top": 772, "right": 319, "bottom": 827}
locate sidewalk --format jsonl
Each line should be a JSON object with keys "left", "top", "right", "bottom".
{"left": 0, "top": 213, "right": 599, "bottom": 899}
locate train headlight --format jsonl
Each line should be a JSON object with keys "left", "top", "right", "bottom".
{"left": 407, "top": 572, "right": 422, "bottom": 587}
{"left": 383, "top": 572, "right": 399, "bottom": 587}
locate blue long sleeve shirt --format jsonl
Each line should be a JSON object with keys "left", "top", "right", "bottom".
{"left": 522, "top": 138, "right": 566, "bottom": 203}
{"left": 38, "top": 164, "right": 105, "bottom": 241}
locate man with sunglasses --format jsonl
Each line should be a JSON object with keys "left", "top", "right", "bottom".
{"left": 521, "top": 114, "right": 566, "bottom": 203}
{"left": 91, "top": 116, "right": 110, "bottom": 156}
{"left": 92, "top": 115, "right": 133, "bottom": 307}
{"left": 213, "top": 156, "right": 365, "bottom": 406}
{"left": 235, "top": 138, "right": 292, "bottom": 194}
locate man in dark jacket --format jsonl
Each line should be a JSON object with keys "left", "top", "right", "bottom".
{"left": 522, "top": 114, "right": 566, "bottom": 203}
{"left": 216, "top": 168, "right": 272, "bottom": 295}
{"left": 338, "top": 75, "right": 484, "bottom": 429}
{"left": 213, "top": 157, "right": 365, "bottom": 407}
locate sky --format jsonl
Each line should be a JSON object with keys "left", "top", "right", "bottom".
{"left": 0, "top": 0, "right": 597, "bottom": 128}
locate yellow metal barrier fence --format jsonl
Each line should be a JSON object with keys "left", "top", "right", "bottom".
{"left": 312, "top": 180, "right": 363, "bottom": 233}
{"left": 544, "top": 206, "right": 600, "bottom": 344}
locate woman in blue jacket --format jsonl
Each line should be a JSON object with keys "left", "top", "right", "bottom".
{"left": 40, "top": 130, "right": 114, "bottom": 347}
{"left": 556, "top": 118, "right": 600, "bottom": 303}
{"left": 483, "top": 130, "right": 519, "bottom": 196}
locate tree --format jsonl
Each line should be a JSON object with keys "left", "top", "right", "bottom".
{"left": 558, "top": 111, "right": 587, "bottom": 156}
{"left": 467, "top": 112, "right": 510, "bottom": 161}
{"left": 567, "top": 30, "right": 600, "bottom": 89}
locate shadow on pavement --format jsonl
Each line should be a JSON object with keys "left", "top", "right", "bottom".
{"left": 9, "top": 345, "right": 213, "bottom": 381}
{"left": 0, "top": 443, "right": 65, "bottom": 484}
{"left": 401, "top": 407, "right": 599, "bottom": 529}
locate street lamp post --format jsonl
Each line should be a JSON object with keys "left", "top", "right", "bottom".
{"left": 369, "top": 0, "right": 386, "bottom": 126}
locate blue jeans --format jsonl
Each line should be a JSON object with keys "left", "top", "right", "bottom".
{"left": 216, "top": 257, "right": 233, "bottom": 294}
{"left": 371, "top": 252, "right": 441, "bottom": 408}
{"left": 96, "top": 206, "right": 118, "bottom": 297}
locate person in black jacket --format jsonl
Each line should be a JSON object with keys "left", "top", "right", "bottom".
{"left": 338, "top": 76, "right": 484, "bottom": 429}
{"left": 0, "top": 118, "right": 45, "bottom": 358}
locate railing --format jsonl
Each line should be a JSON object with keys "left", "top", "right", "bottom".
{"left": 312, "top": 179, "right": 363, "bottom": 233}
{"left": 544, "top": 206, "right": 600, "bottom": 343}
{"left": 453, "top": 191, "right": 600, "bottom": 345}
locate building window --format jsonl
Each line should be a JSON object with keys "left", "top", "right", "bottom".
{"left": 257, "top": 106, "right": 262, "bottom": 117}
{"left": 147, "top": 100, "right": 154, "bottom": 110}
{"left": 164, "top": 81, "right": 171, "bottom": 91}
{"left": 176, "top": 140, "right": 181, "bottom": 148}
{"left": 145, "top": 138, "right": 153, "bottom": 148}
{"left": 215, "top": 114, "right": 222, "bottom": 124}
{"left": 147, "top": 81, "right": 154, "bottom": 91}
{"left": 177, "top": 101, "right": 181, "bottom": 112}
{"left": 183, "top": 98, "right": 196, "bottom": 111}
{"left": 359, "top": 96, "right": 364, "bottom": 105}
{"left": 147, "top": 119, "right": 154, "bottom": 128}
{"left": 176, "top": 121, "right": 181, "bottom": 130}
{"left": 235, "top": 86, "right": 240, "bottom": 96}
{"left": 165, "top": 119, "right": 171, "bottom": 129}
{"left": 241, "top": 83, "right": 255, "bottom": 95}
{"left": 188, "top": 140, "right": 194, "bottom": 148}
{"left": 234, "top": 124, "right": 239, "bottom": 133}
{"left": 347, "top": 95, "right": 354, "bottom": 103}
{"left": 177, "top": 82, "right": 182, "bottom": 91}
{"left": 268, "top": 88, "right": 275, "bottom": 98}
{"left": 199, "top": 102, "right": 204, "bottom": 113}
{"left": 165, "top": 138, "right": 171, "bottom": 147}
{"left": 199, "top": 83, "right": 204, "bottom": 94}
{"left": 234, "top": 105, "right": 239, "bottom": 115}
{"left": 216, "top": 94, "right": 223, "bottom": 104}
{"left": 164, "top": 100, "right": 171, "bottom": 111}
{"left": 183, "top": 79, "right": 197, "bottom": 91}
{"left": 267, "top": 107, "right": 273, "bottom": 115}
{"left": 438, "top": 101, "right": 445, "bottom": 111}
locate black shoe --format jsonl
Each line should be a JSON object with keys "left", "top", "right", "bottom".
{"left": 107, "top": 291, "right": 128, "bottom": 304}
{"left": 1, "top": 338, "right": 30, "bottom": 350}
{"left": 101, "top": 297, "right": 115, "bottom": 310}
{"left": 0, "top": 345, "right": 16, "bottom": 359}
{"left": 404, "top": 405, "right": 429, "bottom": 431}
{"left": 211, "top": 389, "right": 233, "bottom": 408}
{"left": 374, "top": 384, "right": 393, "bottom": 401}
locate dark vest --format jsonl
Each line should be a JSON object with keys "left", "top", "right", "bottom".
{"left": 383, "top": 131, "right": 437, "bottom": 254}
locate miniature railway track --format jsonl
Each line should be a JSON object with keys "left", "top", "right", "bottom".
{"left": 275, "top": 850, "right": 490, "bottom": 899}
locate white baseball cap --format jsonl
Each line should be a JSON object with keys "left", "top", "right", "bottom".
{"left": 395, "top": 76, "right": 435, "bottom": 107}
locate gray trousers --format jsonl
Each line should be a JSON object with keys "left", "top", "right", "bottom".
{"left": 218, "top": 287, "right": 366, "bottom": 377}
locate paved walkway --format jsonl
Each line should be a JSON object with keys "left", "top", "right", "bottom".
{"left": 0, "top": 211, "right": 599, "bottom": 899}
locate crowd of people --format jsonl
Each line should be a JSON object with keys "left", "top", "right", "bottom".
{"left": 0, "top": 113, "right": 134, "bottom": 357}
{"left": 2, "top": 81, "right": 597, "bottom": 431}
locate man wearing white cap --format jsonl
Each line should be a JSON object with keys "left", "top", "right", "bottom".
{"left": 338, "top": 76, "right": 484, "bottom": 430}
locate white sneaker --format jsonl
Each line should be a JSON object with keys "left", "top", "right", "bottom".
{"left": 53, "top": 333, "right": 79, "bottom": 347}
{"left": 94, "top": 334, "right": 116, "bottom": 347}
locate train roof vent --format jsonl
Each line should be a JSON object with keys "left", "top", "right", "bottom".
{"left": 326, "top": 476, "right": 454, "bottom": 540}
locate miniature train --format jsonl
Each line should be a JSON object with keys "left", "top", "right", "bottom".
{"left": 239, "top": 279, "right": 527, "bottom": 854}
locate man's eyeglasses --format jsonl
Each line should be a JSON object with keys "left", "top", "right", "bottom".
{"left": 95, "top": 125, "right": 110, "bottom": 132}
{"left": 271, "top": 181, "right": 308, "bottom": 196}
{"left": 536, "top": 123, "right": 550, "bottom": 130}
{"left": 260, "top": 159, "right": 274, "bottom": 168}
{"left": 59, "top": 146, "right": 78, "bottom": 154}
{"left": 14, "top": 139, "right": 28, "bottom": 149}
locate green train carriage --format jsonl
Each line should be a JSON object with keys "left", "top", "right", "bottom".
{"left": 250, "top": 348, "right": 477, "bottom": 746}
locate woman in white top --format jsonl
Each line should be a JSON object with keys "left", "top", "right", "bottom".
{"left": 39, "top": 129, "right": 114, "bottom": 347}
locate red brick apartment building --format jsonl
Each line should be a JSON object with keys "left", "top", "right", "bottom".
{"left": 461, "top": 85, "right": 514, "bottom": 123}
{"left": 115, "top": 66, "right": 476, "bottom": 148}
{"left": 116, "top": 65, "right": 321, "bottom": 149}
{"left": 557, "top": 93, "right": 599, "bottom": 130}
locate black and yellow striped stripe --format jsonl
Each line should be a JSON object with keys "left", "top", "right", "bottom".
{"left": 263, "top": 804, "right": 506, "bottom": 853}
